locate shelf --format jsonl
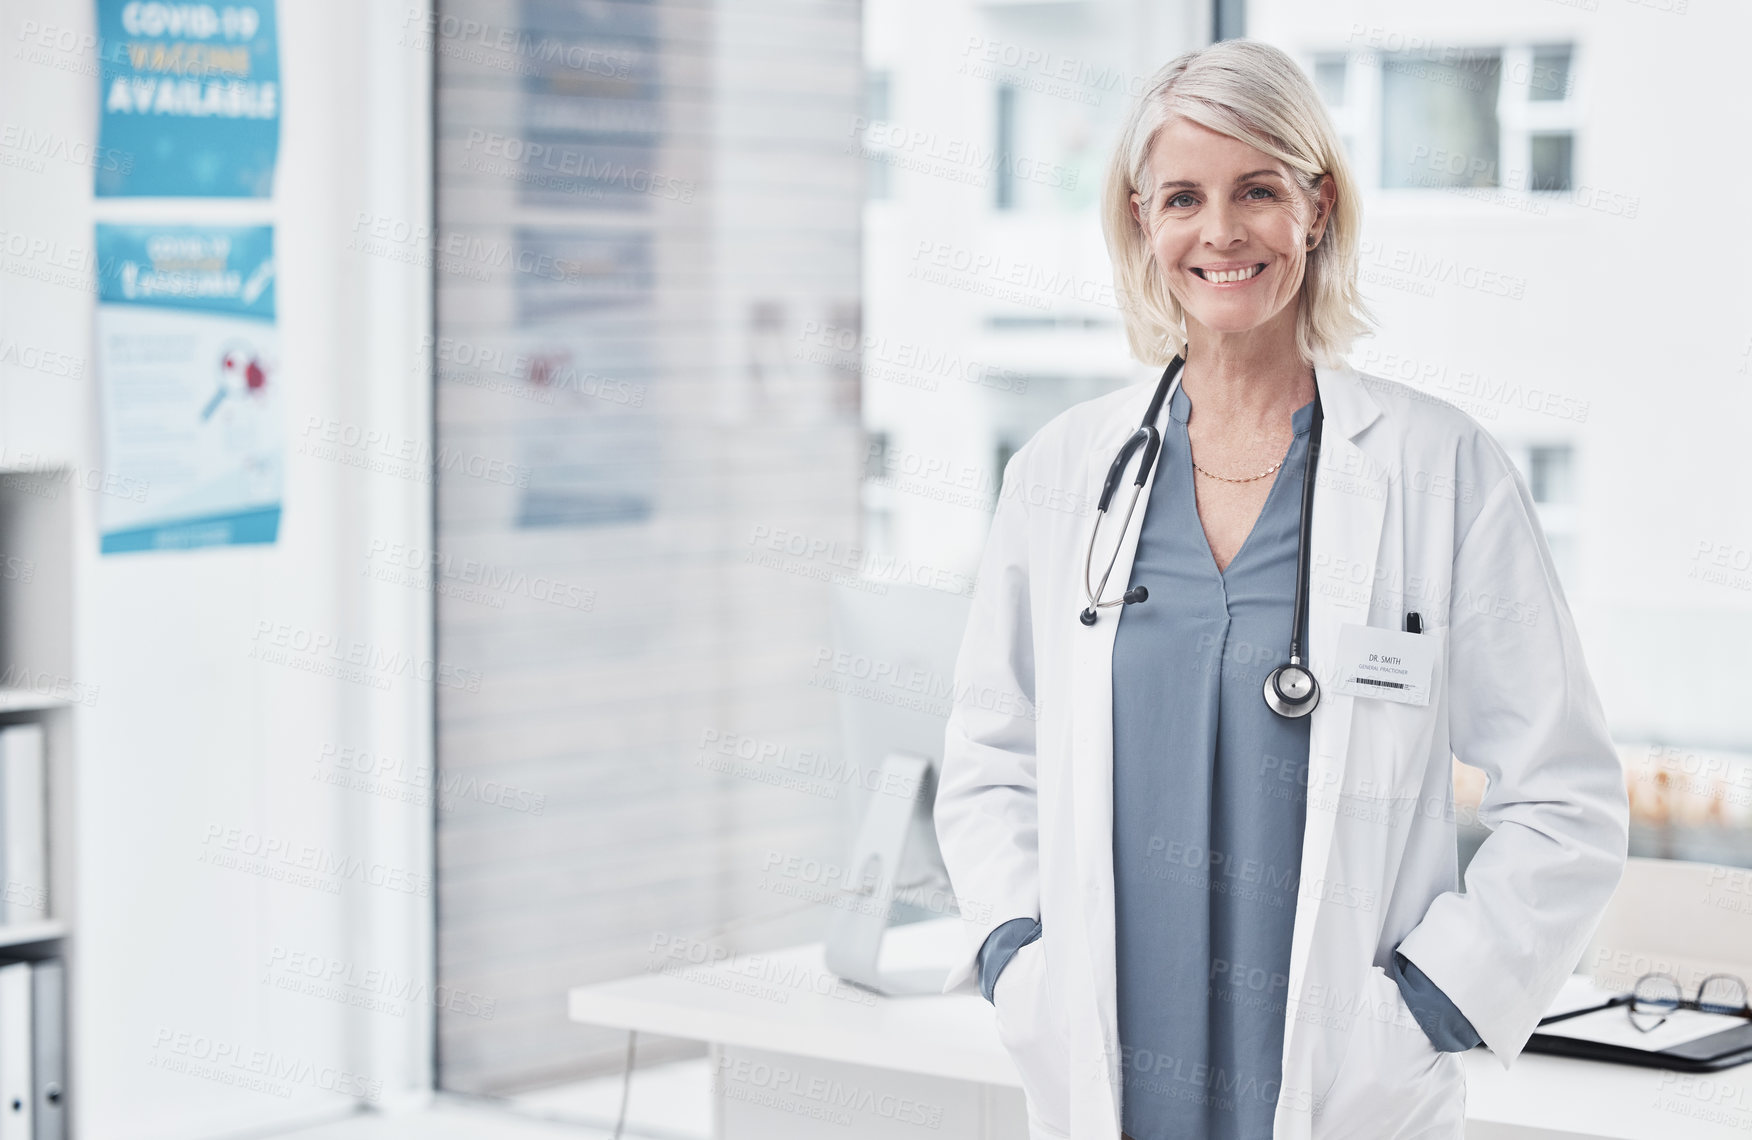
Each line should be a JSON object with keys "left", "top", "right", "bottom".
{"left": 0, "top": 921, "right": 64, "bottom": 949}
{"left": 0, "top": 689, "right": 69, "bottom": 714}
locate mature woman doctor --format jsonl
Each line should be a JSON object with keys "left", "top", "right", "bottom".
{"left": 933, "top": 38, "right": 1629, "bottom": 1140}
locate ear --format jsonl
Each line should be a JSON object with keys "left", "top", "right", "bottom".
{"left": 1311, "top": 173, "right": 1337, "bottom": 240}
{"left": 1130, "top": 190, "right": 1144, "bottom": 227}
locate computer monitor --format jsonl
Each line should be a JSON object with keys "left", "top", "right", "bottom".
{"left": 826, "top": 578, "right": 973, "bottom": 928}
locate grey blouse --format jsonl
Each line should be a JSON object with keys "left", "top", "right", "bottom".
{"left": 1107, "top": 382, "right": 1319, "bottom": 1139}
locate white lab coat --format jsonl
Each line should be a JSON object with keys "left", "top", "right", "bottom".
{"left": 934, "top": 359, "right": 1630, "bottom": 1140}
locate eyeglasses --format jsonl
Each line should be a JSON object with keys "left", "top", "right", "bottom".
{"left": 1626, "top": 972, "right": 1751, "bottom": 1033}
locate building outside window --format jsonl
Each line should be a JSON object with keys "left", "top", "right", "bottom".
{"left": 1310, "top": 43, "right": 1579, "bottom": 196}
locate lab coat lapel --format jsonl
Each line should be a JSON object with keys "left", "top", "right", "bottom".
{"left": 1288, "top": 361, "right": 1390, "bottom": 984}
{"left": 1277, "top": 362, "right": 1391, "bottom": 1133}
{"left": 1068, "top": 381, "right": 1169, "bottom": 1123}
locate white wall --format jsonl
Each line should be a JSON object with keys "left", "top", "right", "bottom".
{"left": 0, "top": 2, "right": 434, "bottom": 1136}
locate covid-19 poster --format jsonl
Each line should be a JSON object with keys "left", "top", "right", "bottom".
{"left": 95, "top": 0, "right": 280, "bottom": 197}
{"left": 95, "top": 224, "right": 282, "bottom": 553}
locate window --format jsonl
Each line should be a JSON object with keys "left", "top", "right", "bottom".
{"left": 1315, "top": 42, "right": 1579, "bottom": 197}
{"left": 865, "top": 428, "right": 892, "bottom": 481}
{"left": 1515, "top": 442, "right": 1579, "bottom": 589}
{"left": 1504, "top": 45, "right": 1578, "bottom": 193}
{"left": 1380, "top": 51, "right": 1502, "bottom": 189}
{"left": 1527, "top": 444, "right": 1574, "bottom": 506}
{"left": 1313, "top": 53, "right": 1346, "bottom": 107}
{"left": 864, "top": 70, "right": 892, "bottom": 201}
{"left": 994, "top": 83, "right": 1017, "bottom": 211}
{"left": 1528, "top": 45, "right": 1572, "bottom": 102}
{"left": 994, "top": 438, "right": 1017, "bottom": 481}
{"left": 1529, "top": 133, "right": 1573, "bottom": 192}
{"left": 1311, "top": 51, "right": 1359, "bottom": 166}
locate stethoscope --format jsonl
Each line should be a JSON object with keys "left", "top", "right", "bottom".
{"left": 1078, "top": 354, "right": 1325, "bottom": 718}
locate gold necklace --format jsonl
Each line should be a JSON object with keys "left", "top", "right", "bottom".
{"left": 1190, "top": 443, "right": 1289, "bottom": 483}
{"left": 1183, "top": 372, "right": 1308, "bottom": 482}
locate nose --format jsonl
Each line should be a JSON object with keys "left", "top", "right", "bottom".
{"left": 1200, "top": 194, "right": 1247, "bottom": 249}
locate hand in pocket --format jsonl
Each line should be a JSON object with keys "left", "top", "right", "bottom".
{"left": 1314, "top": 966, "right": 1464, "bottom": 1140}
{"left": 993, "top": 939, "right": 1073, "bottom": 1135}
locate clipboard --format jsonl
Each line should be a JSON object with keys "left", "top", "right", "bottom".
{"left": 1525, "top": 980, "right": 1752, "bottom": 1072}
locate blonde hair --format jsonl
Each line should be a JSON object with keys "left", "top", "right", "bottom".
{"left": 1100, "top": 39, "right": 1375, "bottom": 367}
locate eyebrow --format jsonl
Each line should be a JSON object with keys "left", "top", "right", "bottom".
{"left": 1155, "top": 169, "right": 1285, "bottom": 190}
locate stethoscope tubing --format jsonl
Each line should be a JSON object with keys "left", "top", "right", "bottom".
{"left": 1078, "top": 354, "right": 1324, "bottom": 716}
{"left": 1081, "top": 359, "right": 1184, "bottom": 621}
{"left": 1286, "top": 388, "right": 1323, "bottom": 668}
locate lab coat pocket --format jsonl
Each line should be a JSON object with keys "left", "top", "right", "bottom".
{"left": 1312, "top": 965, "right": 1465, "bottom": 1140}
{"left": 992, "top": 938, "right": 1072, "bottom": 1138}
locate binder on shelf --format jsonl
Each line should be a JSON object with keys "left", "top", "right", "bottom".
{"left": 29, "top": 961, "right": 61, "bottom": 1140}
{"left": 0, "top": 961, "right": 29, "bottom": 1140}
{"left": 1525, "top": 973, "right": 1752, "bottom": 1072}
{"left": 0, "top": 728, "right": 47, "bottom": 926}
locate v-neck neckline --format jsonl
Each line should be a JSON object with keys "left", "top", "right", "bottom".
{"left": 1169, "top": 385, "right": 1316, "bottom": 582}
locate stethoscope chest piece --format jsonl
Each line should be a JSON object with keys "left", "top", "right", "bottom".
{"left": 1263, "top": 662, "right": 1320, "bottom": 718}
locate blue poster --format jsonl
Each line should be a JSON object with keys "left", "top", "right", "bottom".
{"left": 95, "top": 1, "right": 280, "bottom": 197}
{"left": 95, "top": 224, "right": 283, "bottom": 553}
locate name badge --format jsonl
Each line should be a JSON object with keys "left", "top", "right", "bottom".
{"left": 1332, "top": 623, "right": 1435, "bottom": 706}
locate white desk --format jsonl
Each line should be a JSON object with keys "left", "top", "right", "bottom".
{"left": 1463, "top": 1049, "right": 1752, "bottom": 1139}
{"left": 568, "top": 918, "right": 1752, "bottom": 1139}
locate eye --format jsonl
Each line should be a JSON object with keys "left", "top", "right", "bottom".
{"left": 1245, "top": 185, "right": 1277, "bottom": 199}
{"left": 1165, "top": 191, "right": 1196, "bottom": 209}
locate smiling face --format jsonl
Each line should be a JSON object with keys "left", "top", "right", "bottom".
{"left": 1129, "top": 116, "right": 1333, "bottom": 350}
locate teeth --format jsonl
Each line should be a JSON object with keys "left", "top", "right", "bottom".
{"left": 1202, "top": 264, "right": 1263, "bottom": 284}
